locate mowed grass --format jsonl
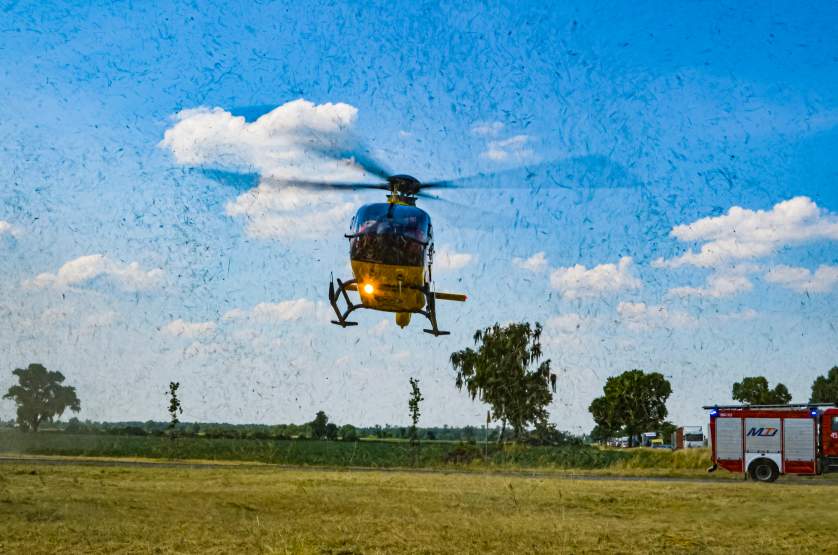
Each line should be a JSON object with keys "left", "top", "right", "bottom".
{"left": 0, "top": 429, "right": 716, "bottom": 476}
{"left": 1, "top": 463, "right": 836, "bottom": 554}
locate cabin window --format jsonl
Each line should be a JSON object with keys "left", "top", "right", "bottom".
{"left": 353, "top": 204, "right": 430, "bottom": 242}
{"left": 832, "top": 416, "right": 838, "bottom": 432}
{"left": 350, "top": 204, "right": 431, "bottom": 266}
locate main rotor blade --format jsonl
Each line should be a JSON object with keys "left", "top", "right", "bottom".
{"left": 262, "top": 177, "right": 389, "bottom": 191}
{"left": 422, "top": 156, "right": 637, "bottom": 191}
{"left": 416, "top": 191, "right": 537, "bottom": 231}
{"left": 306, "top": 138, "right": 393, "bottom": 180}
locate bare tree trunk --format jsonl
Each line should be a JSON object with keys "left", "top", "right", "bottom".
{"left": 497, "top": 418, "right": 506, "bottom": 445}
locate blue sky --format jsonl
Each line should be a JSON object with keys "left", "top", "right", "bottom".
{"left": 1, "top": 1, "right": 836, "bottom": 432}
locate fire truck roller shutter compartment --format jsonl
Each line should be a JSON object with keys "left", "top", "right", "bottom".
{"left": 783, "top": 417, "right": 816, "bottom": 474}
{"left": 716, "top": 417, "right": 743, "bottom": 469}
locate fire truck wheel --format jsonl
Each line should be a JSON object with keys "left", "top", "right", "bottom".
{"left": 748, "top": 459, "right": 779, "bottom": 483}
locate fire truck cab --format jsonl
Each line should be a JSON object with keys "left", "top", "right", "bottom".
{"left": 704, "top": 404, "right": 838, "bottom": 482}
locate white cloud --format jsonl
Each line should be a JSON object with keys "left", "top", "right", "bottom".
{"left": 371, "top": 318, "right": 391, "bottom": 336}
{"left": 654, "top": 197, "right": 838, "bottom": 268}
{"left": 481, "top": 134, "right": 534, "bottom": 161}
{"left": 513, "top": 251, "right": 548, "bottom": 272}
{"left": 471, "top": 121, "right": 504, "bottom": 137}
{"left": 617, "top": 301, "right": 696, "bottom": 331}
{"left": 221, "top": 308, "right": 247, "bottom": 321}
{"left": 765, "top": 264, "right": 838, "bottom": 293}
{"left": 715, "top": 308, "right": 759, "bottom": 321}
{"left": 224, "top": 298, "right": 317, "bottom": 322}
{"left": 225, "top": 183, "right": 356, "bottom": 239}
{"left": 27, "top": 254, "right": 164, "bottom": 291}
{"left": 0, "top": 220, "right": 19, "bottom": 237}
{"left": 546, "top": 313, "right": 586, "bottom": 334}
{"left": 160, "top": 99, "right": 367, "bottom": 182}
{"left": 161, "top": 99, "right": 378, "bottom": 240}
{"left": 434, "top": 245, "right": 475, "bottom": 271}
{"left": 83, "top": 311, "right": 118, "bottom": 328}
{"left": 162, "top": 319, "right": 217, "bottom": 338}
{"left": 550, "top": 256, "right": 642, "bottom": 299}
{"left": 667, "top": 271, "right": 754, "bottom": 298}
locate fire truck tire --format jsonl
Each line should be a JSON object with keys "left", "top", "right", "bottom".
{"left": 748, "top": 459, "right": 779, "bottom": 483}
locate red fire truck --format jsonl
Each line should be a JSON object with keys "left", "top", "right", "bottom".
{"left": 704, "top": 404, "right": 838, "bottom": 482}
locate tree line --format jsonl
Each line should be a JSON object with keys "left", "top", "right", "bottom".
{"left": 3, "top": 326, "right": 838, "bottom": 444}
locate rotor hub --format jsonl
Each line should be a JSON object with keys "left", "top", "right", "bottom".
{"left": 387, "top": 174, "right": 422, "bottom": 196}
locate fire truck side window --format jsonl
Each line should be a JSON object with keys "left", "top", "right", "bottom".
{"left": 833, "top": 416, "right": 838, "bottom": 431}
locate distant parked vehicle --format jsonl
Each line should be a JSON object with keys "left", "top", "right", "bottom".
{"left": 671, "top": 426, "right": 704, "bottom": 450}
{"left": 704, "top": 404, "right": 838, "bottom": 482}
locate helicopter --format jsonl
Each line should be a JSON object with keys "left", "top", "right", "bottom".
{"left": 332, "top": 174, "right": 468, "bottom": 337}
{"left": 279, "top": 163, "right": 469, "bottom": 336}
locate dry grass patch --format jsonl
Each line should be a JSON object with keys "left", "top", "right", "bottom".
{"left": 0, "top": 463, "right": 836, "bottom": 554}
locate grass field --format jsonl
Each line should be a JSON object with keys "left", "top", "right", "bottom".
{"left": 1, "top": 462, "right": 836, "bottom": 554}
{"left": 0, "top": 429, "right": 715, "bottom": 476}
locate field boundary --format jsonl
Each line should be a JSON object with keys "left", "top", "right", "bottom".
{"left": 3, "top": 454, "right": 836, "bottom": 486}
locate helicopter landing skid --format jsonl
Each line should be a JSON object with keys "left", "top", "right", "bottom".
{"left": 327, "top": 278, "right": 451, "bottom": 336}
{"left": 328, "top": 278, "right": 361, "bottom": 327}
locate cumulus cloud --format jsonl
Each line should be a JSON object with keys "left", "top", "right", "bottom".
{"left": 764, "top": 264, "right": 838, "bottom": 293}
{"left": 617, "top": 301, "right": 696, "bottom": 331}
{"left": 471, "top": 121, "right": 504, "bottom": 137}
{"left": 225, "top": 184, "right": 355, "bottom": 239}
{"left": 162, "top": 319, "right": 217, "bottom": 338}
{"left": 513, "top": 251, "right": 548, "bottom": 272}
{"left": 434, "top": 245, "right": 475, "bottom": 271}
{"left": 481, "top": 134, "right": 534, "bottom": 161}
{"left": 715, "top": 308, "right": 759, "bottom": 321}
{"left": 667, "top": 271, "right": 754, "bottom": 298}
{"left": 223, "top": 298, "right": 317, "bottom": 322}
{"left": 0, "top": 220, "right": 18, "bottom": 237}
{"left": 371, "top": 318, "right": 391, "bottom": 336}
{"left": 550, "top": 256, "right": 642, "bottom": 299}
{"left": 654, "top": 197, "right": 838, "bottom": 268}
{"left": 546, "top": 313, "right": 586, "bottom": 334}
{"left": 161, "top": 99, "right": 378, "bottom": 239}
{"left": 160, "top": 99, "right": 367, "bottom": 181}
{"left": 27, "top": 255, "right": 164, "bottom": 291}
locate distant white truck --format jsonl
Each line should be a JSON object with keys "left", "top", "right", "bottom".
{"left": 671, "top": 426, "right": 704, "bottom": 450}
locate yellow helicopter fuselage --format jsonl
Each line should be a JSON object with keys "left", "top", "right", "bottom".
{"left": 350, "top": 260, "right": 427, "bottom": 313}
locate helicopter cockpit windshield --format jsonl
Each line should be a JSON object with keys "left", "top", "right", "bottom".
{"left": 350, "top": 203, "right": 431, "bottom": 267}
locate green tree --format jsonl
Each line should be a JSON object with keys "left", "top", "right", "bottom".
{"left": 588, "top": 396, "right": 619, "bottom": 443}
{"left": 588, "top": 369, "right": 672, "bottom": 447}
{"left": 451, "top": 322, "right": 556, "bottom": 442}
{"left": 810, "top": 366, "right": 838, "bottom": 404}
{"left": 3, "top": 363, "right": 81, "bottom": 432}
{"left": 166, "top": 382, "right": 182, "bottom": 440}
{"left": 732, "top": 376, "right": 791, "bottom": 405}
{"left": 339, "top": 424, "right": 358, "bottom": 442}
{"left": 325, "top": 422, "right": 338, "bottom": 440}
{"left": 311, "top": 410, "right": 329, "bottom": 439}
{"left": 408, "top": 377, "right": 424, "bottom": 446}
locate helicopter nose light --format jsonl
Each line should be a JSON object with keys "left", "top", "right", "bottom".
{"left": 363, "top": 283, "right": 375, "bottom": 294}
